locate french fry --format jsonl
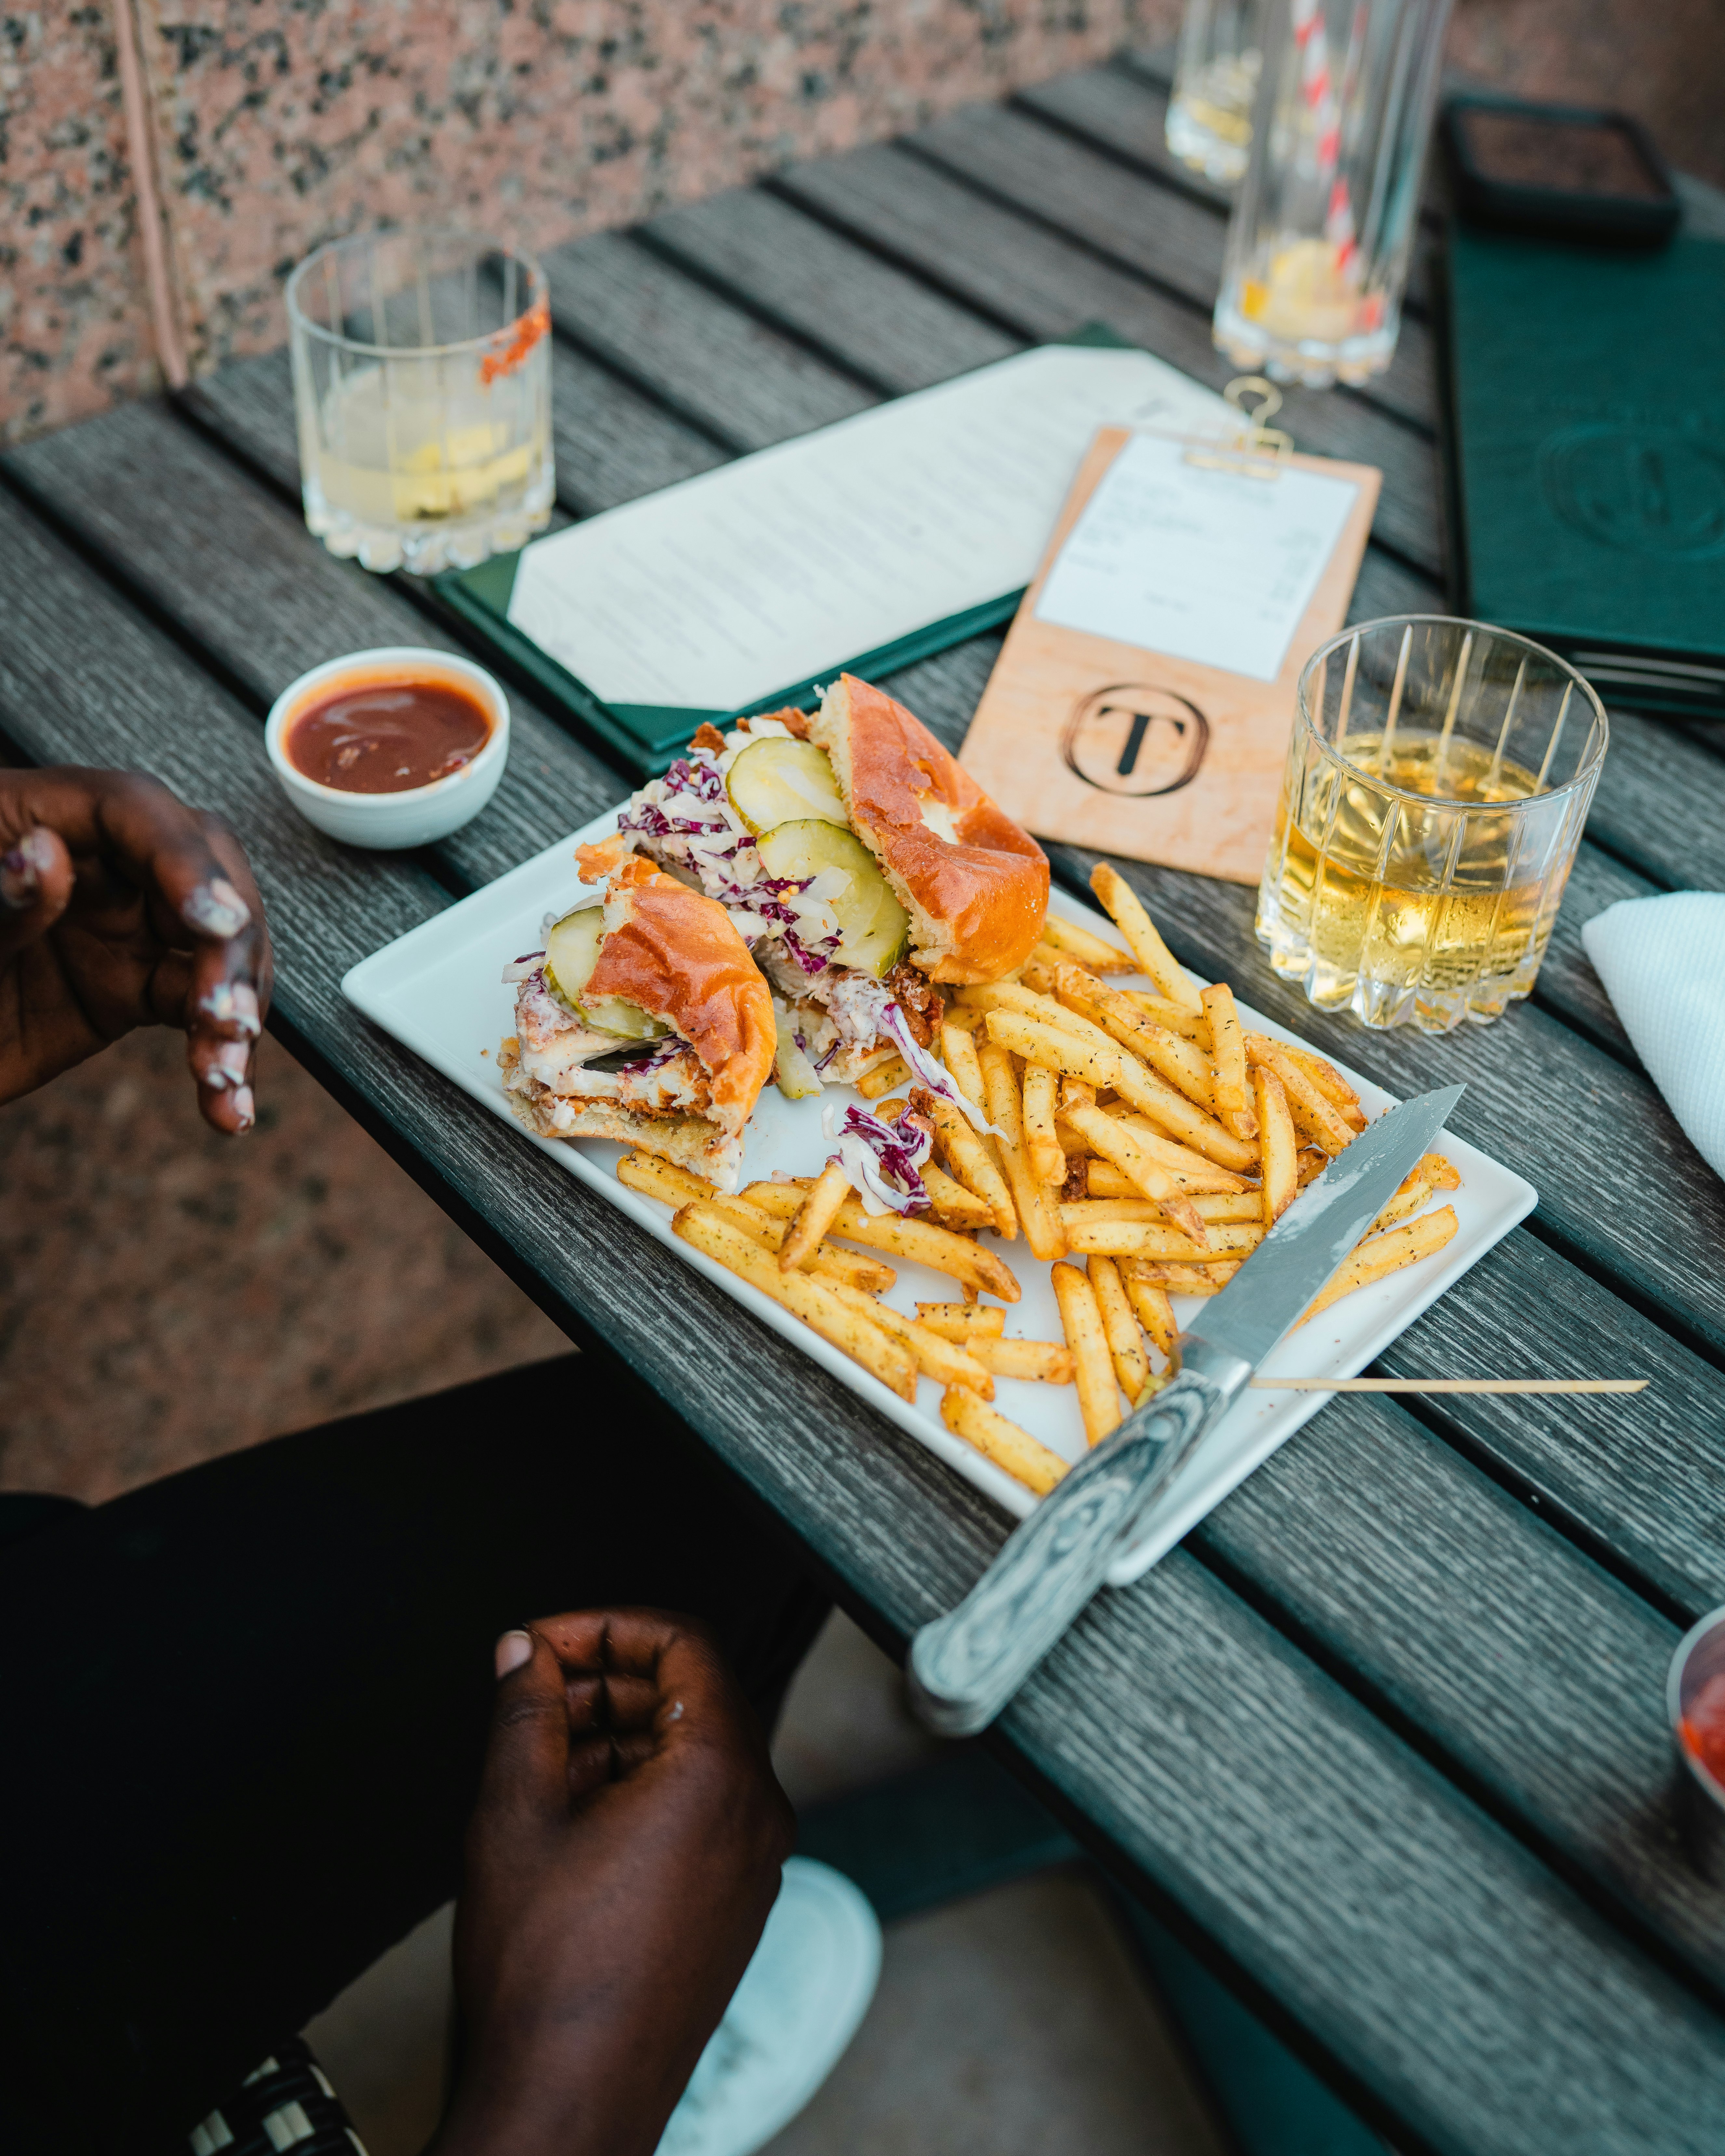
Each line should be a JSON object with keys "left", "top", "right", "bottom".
{"left": 1371, "top": 1179, "right": 1432, "bottom": 1234}
{"left": 1060, "top": 1098, "right": 1208, "bottom": 1242}
{"left": 920, "top": 1164, "right": 995, "bottom": 1231}
{"left": 979, "top": 1038, "right": 1068, "bottom": 1262}
{"left": 621, "top": 1153, "right": 894, "bottom": 1284}
{"left": 1021, "top": 1062, "right": 1065, "bottom": 1185}
{"left": 1051, "top": 1261, "right": 1122, "bottom": 1446}
{"left": 1416, "top": 1151, "right": 1461, "bottom": 1190}
{"left": 782, "top": 1156, "right": 849, "bottom": 1271}
{"left": 969, "top": 1337, "right": 1077, "bottom": 1384}
{"left": 1253, "top": 1064, "right": 1298, "bottom": 1227}
{"left": 826, "top": 1193, "right": 1022, "bottom": 1299}
{"left": 1244, "top": 1034, "right": 1356, "bottom": 1157}
{"left": 940, "top": 1020, "right": 988, "bottom": 1119}
{"left": 1088, "top": 1254, "right": 1150, "bottom": 1403}
{"left": 1056, "top": 963, "right": 1220, "bottom": 1114}
{"left": 1119, "top": 989, "right": 1210, "bottom": 1047}
{"left": 963, "top": 979, "right": 1120, "bottom": 1058}
{"left": 941, "top": 1386, "right": 1069, "bottom": 1496}
{"left": 1120, "top": 1262, "right": 1179, "bottom": 1359}
{"left": 1089, "top": 864, "right": 1203, "bottom": 1012}
{"left": 1201, "top": 982, "right": 1256, "bottom": 1141}
{"left": 1019, "top": 949, "right": 1060, "bottom": 994}
{"left": 1060, "top": 1214, "right": 1264, "bottom": 1260}
{"left": 1081, "top": 1164, "right": 1262, "bottom": 1221}
{"left": 1103, "top": 1056, "right": 1259, "bottom": 1171}
{"left": 1135, "top": 1260, "right": 1242, "bottom": 1296}
{"left": 740, "top": 1178, "right": 808, "bottom": 1218}
{"left": 915, "top": 1302, "right": 1007, "bottom": 1341}
{"left": 856, "top": 1054, "right": 912, "bottom": 1100}
{"left": 675, "top": 1203, "right": 917, "bottom": 1399}
{"left": 1277, "top": 1041, "right": 1366, "bottom": 1127}
{"left": 1038, "top": 911, "right": 1135, "bottom": 972}
{"left": 915, "top": 1088, "right": 1016, "bottom": 1239}
{"left": 1300, "top": 1207, "right": 1459, "bottom": 1325}
{"left": 805, "top": 1247, "right": 898, "bottom": 1294}
{"left": 822, "top": 1283, "right": 994, "bottom": 1394}
{"left": 942, "top": 1004, "right": 985, "bottom": 1035}
{"left": 1296, "top": 1145, "right": 1329, "bottom": 1186}
{"left": 1090, "top": 1113, "right": 1253, "bottom": 1193}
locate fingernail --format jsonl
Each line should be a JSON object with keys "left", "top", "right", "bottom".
{"left": 182, "top": 877, "right": 252, "bottom": 939}
{"left": 200, "top": 1041, "right": 252, "bottom": 1089}
{"left": 231, "top": 1085, "right": 255, "bottom": 1132}
{"left": 0, "top": 831, "right": 52, "bottom": 908}
{"left": 200, "top": 980, "right": 261, "bottom": 1037}
{"left": 495, "top": 1629, "right": 534, "bottom": 1679}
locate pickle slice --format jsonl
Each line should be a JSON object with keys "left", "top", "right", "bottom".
{"left": 755, "top": 821, "right": 910, "bottom": 979}
{"left": 543, "top": 905, "right": 670, "bottom": 1040}
{"left": 725, "top": 736, "right": 848, "bottom": 835}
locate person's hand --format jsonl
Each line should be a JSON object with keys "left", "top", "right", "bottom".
{"left": 0, "top": 767, "right": 271, "bottom": 1133}
{"left": 432, "top": 1610, "right": 795, "bottom": 2156}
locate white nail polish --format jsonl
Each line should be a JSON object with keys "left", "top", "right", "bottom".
{"left": 231, "top": 1086, "right": 255, "bottom": 1131}
{"left": 183, "top": 878, "right": 252, "bottom": 938}
{"left": 201, "top": 980, "right": 261, "bottom": 1036}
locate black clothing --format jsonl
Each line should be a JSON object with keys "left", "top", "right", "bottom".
{"left": 0, "top": 1354, "right": 828, "bottom": 2154}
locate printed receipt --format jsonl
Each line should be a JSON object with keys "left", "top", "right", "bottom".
{"left": 1034, "top": 433, "right": 1362, "bottom": 683}
{"left": 506, "top": 347, "right": 1230, "bottom": 711}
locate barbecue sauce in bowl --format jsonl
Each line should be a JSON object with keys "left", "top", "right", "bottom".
{"left": 286, "top": 675, "right": 493, "bottom": 794}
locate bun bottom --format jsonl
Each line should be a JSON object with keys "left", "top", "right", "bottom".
{"left": 500, "top": 1046, "right": 744, "bottom": 1190}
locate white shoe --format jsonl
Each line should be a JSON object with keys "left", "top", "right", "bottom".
{"left": 655, "top": 1857, "right": 882, "bottom": 2156}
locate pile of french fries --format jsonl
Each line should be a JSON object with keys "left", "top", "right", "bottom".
{"left": 616, "top": 865, "right": 1461, "bottom": 1501}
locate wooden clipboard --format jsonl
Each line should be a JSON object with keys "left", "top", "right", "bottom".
{"left": 959, "top": 421, "right": 1381, "bottom": 886}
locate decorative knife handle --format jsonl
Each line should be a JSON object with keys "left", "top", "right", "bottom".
{"left": 907, "top": 1344, "right": 1248, "bottom": 1737}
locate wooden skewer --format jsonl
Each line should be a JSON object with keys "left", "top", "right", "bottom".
{"left": 1250, "top": 1378, "right": 1647, "bottom": 1395}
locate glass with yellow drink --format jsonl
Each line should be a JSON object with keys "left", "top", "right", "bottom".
{"left": 1258, "top": 617, "right": 1607, "bottom": 1031}
{"left": 288, "top": 231, "right": 554, "bottom": 576}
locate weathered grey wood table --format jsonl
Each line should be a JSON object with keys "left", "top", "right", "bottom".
{"left": 6, "top": 50, "right": 1725, "bottom": 2156}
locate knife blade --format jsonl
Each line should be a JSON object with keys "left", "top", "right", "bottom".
{"left": 907, "top": 1082, "right": 1465, "bottom": 1736}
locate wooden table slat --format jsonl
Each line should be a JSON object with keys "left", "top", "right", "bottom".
{"left": 8, "top": 497, "right": 1725, "bottom": 2156}
{"left": 642, "top": 184, "right": 1024, "bottom": 395}
{"left": 539, "top": 227, "right": 881, "bottom": 455}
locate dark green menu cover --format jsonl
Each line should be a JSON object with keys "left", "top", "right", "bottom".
{"left": 435, "top": 326, "right": 1138, "bottom": 780}
{"left": 1445, "top": 225, "right": 1725, "bottom": 716}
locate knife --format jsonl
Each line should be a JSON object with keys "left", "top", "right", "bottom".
{"left": 907, "top": 1082, "right": 1465, "bottom": 1737}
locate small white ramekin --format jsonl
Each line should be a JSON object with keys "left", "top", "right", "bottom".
{"left": 265, "top": 647, "right": 510, "bottom": 850}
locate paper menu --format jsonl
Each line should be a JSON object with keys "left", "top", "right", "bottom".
{"left": 960, "top": 425, "right": 1381, "bottom": 887}
{"left": 1035, "top": 433, "right": 1362, "bottom": 684}
{"left": 503, "top": 345, "right": 1233, "bottom": 713}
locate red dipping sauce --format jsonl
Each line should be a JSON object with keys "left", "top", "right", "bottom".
{"left": 1681, "top": 1671, "right": 1725, "bottom": 1793}
{"left": 286, "top": 674, "right": 492, "bottom": 794}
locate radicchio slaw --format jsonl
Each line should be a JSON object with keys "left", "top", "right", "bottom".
{"left": 822, "top": 1101, "right": 933, "bottom": 1216}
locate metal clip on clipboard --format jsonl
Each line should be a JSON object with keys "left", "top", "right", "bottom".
{"left": 1183, "top": 376, "right": 1293, "bottom": 481}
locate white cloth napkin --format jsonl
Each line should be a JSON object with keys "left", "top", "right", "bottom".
{"left": 1582, "top": 893, "right": 1725, "bottom": 1180}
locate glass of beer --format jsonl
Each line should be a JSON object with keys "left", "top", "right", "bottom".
{"left": 288, "top": 230, "right": 555, "bottom": 576}
{"left": 1258, "top": 617, "right": 1608, "bottom": 1032}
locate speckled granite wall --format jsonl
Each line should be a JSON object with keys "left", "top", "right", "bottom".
{"left": 1, "top": 7, "right": 163, "bottom": 444}
{"left": 3, "top": 0, "right": 1175, "bottom": 442}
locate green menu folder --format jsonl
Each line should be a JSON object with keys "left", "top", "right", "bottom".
{"left": 434, "top": 327, "right": 1230, "bottom": 779}
{"left": 1444, "top": 224, "right": 1725, "bottom": 716}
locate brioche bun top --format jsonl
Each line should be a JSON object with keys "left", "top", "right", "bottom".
{"left": 575, "top": 846, "right": 775, "bottom": 1135}
{"left": 810, "top": 675, "right": 1048, "bottom": 985}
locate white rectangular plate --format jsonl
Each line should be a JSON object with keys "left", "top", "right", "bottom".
{"left": 343, "top": 814, "right": 1535, "bottom": 1587}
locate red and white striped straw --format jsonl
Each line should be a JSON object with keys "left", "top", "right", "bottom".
{"left": 1289, "top": 0, "right": 1358, "bottom": 272}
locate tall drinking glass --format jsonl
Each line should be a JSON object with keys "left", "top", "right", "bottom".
{"left": 1257, "top": 618, "right": 1608, "bottom": 1031}
{"left": 1167, "top": 0, "right": 1267, "bottom": 187}
{"left": 1213, "top": 0, "right": 1450, "bottom": 385}
{"left": 288, "top": 230, "right": 555, "bottom": 576}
